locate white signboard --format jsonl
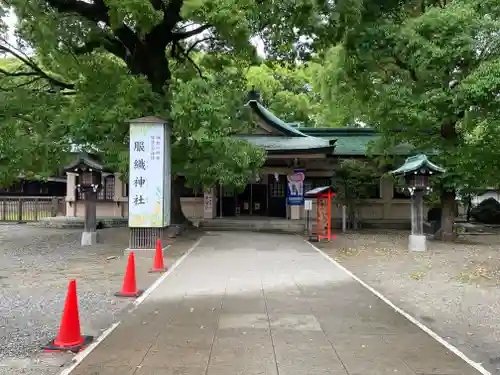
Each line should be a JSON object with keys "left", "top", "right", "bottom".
{"left": 129, "top": 123, "right": 165, "bottom": 227}
{"left": 304, "top": 199, "right": 313, "bottom": 211}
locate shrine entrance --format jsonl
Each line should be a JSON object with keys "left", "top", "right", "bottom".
{"left": 216, "top": 174, "right": 286, "bottom": 218}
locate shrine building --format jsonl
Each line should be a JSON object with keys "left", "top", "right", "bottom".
{"left": 63, "top": 98, "right": 416, "bottom": 230}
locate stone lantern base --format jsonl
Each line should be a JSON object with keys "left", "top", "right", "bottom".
{"left": 81, "top": 231, "right": 99, "bottom": 246}
{"left": 408, "top": 234, "right": 426, "bottom": 252}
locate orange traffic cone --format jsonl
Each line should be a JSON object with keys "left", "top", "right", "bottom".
{"left": 115, "top": 252, "right": 143, "bottom": 297}
{"left": 149, "top": 239, "right": 167, "bottom": 273}
{"left": 43, "top": 280, "right": 93, "bottom": 352}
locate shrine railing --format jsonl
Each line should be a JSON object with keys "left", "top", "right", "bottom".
{"left": 0, "top": 196, "right": 65, "bottom": 222}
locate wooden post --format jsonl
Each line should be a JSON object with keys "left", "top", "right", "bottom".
{"left": 17, "top": 199, "right": 23, "bottom": 223}
{"left": 34, "top": 198, "right": 39, "bottom": 221}
{"left": 2, "top": 200, "right": 6, "bottom": 221}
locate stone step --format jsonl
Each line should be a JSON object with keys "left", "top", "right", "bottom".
{"left": 199, "top": 219, "right": 305, "bottom": 234}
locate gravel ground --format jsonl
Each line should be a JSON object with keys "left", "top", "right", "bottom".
{"left": 316, "top": 230, "right": 500, "bottom": 375}
{"left": 0, "top": 224, "right": 200, "bottom": 374}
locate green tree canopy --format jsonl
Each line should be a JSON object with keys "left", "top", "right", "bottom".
{"left": 0, "top": 0, "right": 343, "bottom": 223}
{"left": 319, "top": 0, "right": 500, "bottom": 239}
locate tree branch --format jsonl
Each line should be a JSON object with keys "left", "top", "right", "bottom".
{"left": 0, "top": 42, "right": 74, "bottom": 90}
{"left": 173, "top": 24, "right": 213, "bottom": 41}
{"left": 45, "top": 0, "right": 140, "bottom": 56}
{"left": 392, "top": 55, "right": 418, "bottom": 81}
{"left": 45, "top": 0, "right": 109, "bottom": 24}
{"left": 0, "top": 68, "right": 38, "bottom": 77}
{"left": 174, "top": 42, "right": 206, "bottom": 79}
{"left": 73, "top": 35, "right": 132, "bottom": 66}
{"left": 150, "top": 0, "right": 167, "bottom": 11}
{"left": 0, "top": 77, "right": 43, "bottom": 91}
{"left": 186, "top": 37, "right": 216, "bottom": 54}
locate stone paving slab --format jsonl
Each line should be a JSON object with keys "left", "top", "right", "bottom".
{"left": 69, "top": 232, "right": 483, "bottom": 375}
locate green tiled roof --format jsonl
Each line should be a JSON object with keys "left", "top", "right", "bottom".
{"left": 245, "top": 100, "right": 336, "bottom": 154}
{"left": 334, "top": 134, "right": 378, "bottom": 155}
{"left": 63, "top": 152, "right": 107, "bottom": 172}
{"left": 298, "top": 128, "right": 412, "bottom": 156}
{"left": 248, "top": 100, "right": 309, "bottom": 137}
{"left": 237, "top": 135, "right": 335, "bottom": 153}
{"left": 390, "top": 154, "right": 445, "bottom": 175}
{"left": 247, "top": 102, "right": 413, "bottom": 156}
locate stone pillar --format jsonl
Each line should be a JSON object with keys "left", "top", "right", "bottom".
{"left": 204, "top": 188, "right": 216, "bottom": 219}
{"left": 113, "top": 173, "right": 123, "bottom": 217}
{"left": 65, "top": 172, "right": 77, "bottom": 217}
{"left": 81, "top": 190, "right": 98, "bottom": 246}
{"left": 409, "top": 189, "right": 426, "bottom": 252}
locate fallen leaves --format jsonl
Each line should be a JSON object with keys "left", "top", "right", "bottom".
{"left": 409, "top": 271, "right": 425, "bottom": 281}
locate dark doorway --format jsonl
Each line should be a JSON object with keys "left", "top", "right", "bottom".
{"left": 237, "top": 185, "right": 251, "bottom": 215}
{"left": 236, "top": 184, "right": 268, "bottom": 216}
{"left": 251, "top": 184, "right": 267, "bottom": 216}
{"left": 268, "top": 174, "right": 287, "bottom": 218}
{"left": 219, "top": 186, "right": 236, "bottom": 216}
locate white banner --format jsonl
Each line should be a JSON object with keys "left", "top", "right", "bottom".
{"left": 128, "top": 123, "right": 165, "bottom": 227}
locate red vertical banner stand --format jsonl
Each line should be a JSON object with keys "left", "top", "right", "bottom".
{"left": 306, "top": 186, "right": 335, "bottom": 242}
{"left": 317, "top": 191, "right": 335, "bottom": 241}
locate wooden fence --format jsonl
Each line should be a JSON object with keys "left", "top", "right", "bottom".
{"left": 0, "top": 196, "right": 65, "bottom": 222}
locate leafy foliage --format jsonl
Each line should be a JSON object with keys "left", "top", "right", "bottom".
{"left": 333, "top": 159, "right": 382, "bottom": 229}
{"left": 319, "top": 0, "right": 500, "bottom": 238}
{"left": 245, "top": 62, "right": 320, "bottom": 126}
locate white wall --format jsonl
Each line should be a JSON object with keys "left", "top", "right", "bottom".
{"left": 472, "top": 191, "right": 500, "bottom": 206}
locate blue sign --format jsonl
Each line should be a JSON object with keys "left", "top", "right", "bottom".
{"left": 287, "top": 169, "right": 305, "bottom": 206}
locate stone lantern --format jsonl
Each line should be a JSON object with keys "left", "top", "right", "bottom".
{"left": 63, "top": 153, "right": 105, "bottom": 246}
{"left": 390, "top": 154, "right": 445, "bottom": 252}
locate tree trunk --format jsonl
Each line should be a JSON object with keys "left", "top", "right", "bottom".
{"left": 466, "top": 195, "right": 472, "bottom": 222}
{"left": 170, "top": 176, "right": 192, "bottom": 226}
{"left": 348, "top": 203, "right": 358, "bottom": 230}
{"left": 437, "top": 189, "right": 456, "bottom": 241}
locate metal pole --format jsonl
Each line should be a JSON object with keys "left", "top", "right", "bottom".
{"left": 342, "top": 205, "right": 347, "bottom": 233}
{"left": 327, "top": 191, "right": 331, "bottom": 241}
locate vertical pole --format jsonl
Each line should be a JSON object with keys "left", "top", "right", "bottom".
{"left": 410, "top": 190, "right": 417, "bottom": 235}
{"left": 17, "top": 199, "right": 23, "bottom": 223}
{"left": 51, "top": 197, "right": 58, "bottom": 217}
{"left": 342, "top": 205, "right": 347, "bottom": 232}
{"left": 327, "top": 191, "right": 331, "bottom": 241}
{"left": 414, "top": 189, "right": 424, "bottom": 235}
{"left": 316, "top": 196, "right": 320, "bottom": 239}
{"left": 34, "top": 198, "right": 39, "bottom": 221}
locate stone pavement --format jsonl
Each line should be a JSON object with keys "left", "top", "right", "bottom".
{"left": 70, "top": 232, "right": 483, "bottom": 375}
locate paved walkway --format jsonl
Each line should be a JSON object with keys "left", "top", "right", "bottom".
{"left": 70, "top": 232, "right": 483, "bottom": 375}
